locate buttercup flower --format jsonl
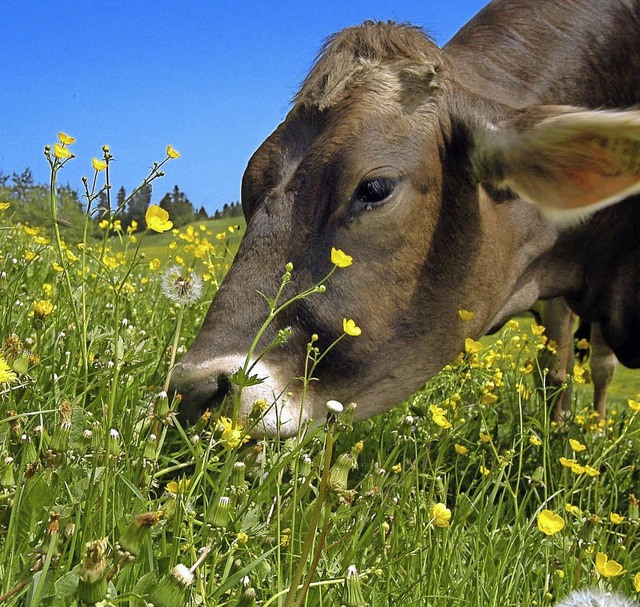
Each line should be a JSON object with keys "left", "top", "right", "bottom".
{"left": 0, "top": 202, "right": 10, "bottom": 211}
{"left": 595, "top": 552, "right": 626, "bottom": 578}
{"left": 569, "top": 439, "right": 587, "bottom": 452}
{"left": 454, "top": 443, "right": 468, "bottom": 455}
{"left": 530, "top": 434, "right": 542, "bottom": 446}
{"left": 610, "top": 512, "right": 625, "bottom": 524}
{"left": 430, "top": 502, "right": 452, "bottom": 528}
{"left": 92, "top": 158, "right": 107, "bottom": 171}
{"left": 53, "top": 144, "right": 72, "bottom": 159}
{"left": 458, "top": 309, "right": 475, "bottom": 322}
{"left": 465, "top": 337, "right": 483, "bottom": 354}
{"left": 628, "top": 399, "right": 640, "bottom": 412}
{"left": 331, "top": 247, "right": 353, "bottom": 268}
{"left": 217, "top": 417, "right": 249, "bottom": 451}
{"left": 33, "top": 299, "right": 55, "bottom": 318}
{"left": 0, "top": 357, "right": 17, "bottom": 384}
{"left": 166, "top": 145, "right": 181, "bottom": 159}
{"left": 145, "top": 205, "right": 173, "bottom": 233}
{"left": 58, "top": 132, "right": 75, "bottom": 145}
{"left": 537, "top": 509, "right": 565, "bottom": 536}
{"left": 634, "top": 572, "right": 640, "bottom": 593}
{"left": 343, "top": 318, "right": 361, "bottom": 336}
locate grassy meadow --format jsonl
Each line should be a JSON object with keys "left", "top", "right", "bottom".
{"left": 0, "top": 141, "right": 640, "bottom": 606}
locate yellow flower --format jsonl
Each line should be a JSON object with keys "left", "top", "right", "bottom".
{"left": 559, "top": 457, "right": 576, "bottom": 468}
{"left": 0, "top": 356, "right": 17, "bottom": 384}
{"left": 479, "top": 432, "right": 492, "bottom": 444}
{"left": 537, "top": 509, "right": 565, "bottom": 536}
{"left": 236, "top": 532, "right": 249, "bottom": 544}
{"left": 392, "top": 463, "right": 402, "bottom": 474}
{"left": 482, "top": 392, "right": 498, "bottom": 405}
{"left": 458, "top": 309, "right": 475, "bottom": 322}
{"left": 576, "top": 338, "right": 590, "bottom": 351}
{"left": 610, "top": 512, "right": 625, "bottom": 524}
{"left": 479, "top": 465, "right": 491, "bottom": 476}
{"left": 584, "top": 465, "right": 600, "bottom": 478}
{"left": 66, "top": 249, "right": 79, "bottom": 262}
{"left": 506, "top": 319, "right": 519, "bottom": 330}
{"left": 571, "top": 463, "right": 585, "bottom": 475}
{"left": 331, "top": 247, "right": 353, "bottom": 268}
{"left": 217, "top": 417, "right": 249, "bottom": 451}
{"left": 634, "top": 572, "right": 640, "bottom": 593}
{"left": 53, "top": 144, "right": 72, "bottom": 159}
{"left": 166, "top": 478, "right": 190, "bottom": 495}
{"left": 569, "top": 439, "right": 587, "bottom": 452}
{"left": 0, "top": 202, "right": 10, "bottom": 210}
{"left": 343, "top": 318, "right": 361, "bottom": 337}
{"left": 149, "top": 258, "right": 161, "bottom": 271}
{"left": 166, "top": 144, "right": 181, "bottom": 159}
{"left": 33, "top": 299, "right": 55, "bottom": 317}
{"left": 432, "top": 412, "right": 452, "bottom": 429}
{"left": 531, "top": 324, "right": 546, "bottom": 336}
{"left": 454, "top": 443, "right": 468, "bottom": 455}
{"left": 430, "top": 503, "right": 452, "bottom": 528}
{"left": 92, "top": 157, "right": 107, "bottom": 171}
{"left": 573, "top": 364, "right": 586, "bottom": 384}
{"left": 145, "top": 205, "right": 173, "bottom": 233}
{"left": 530, "top": 434, "right": 542, "bottom": 447}
{"left": 464, "top": 337, "right": 483, "bottom": 354}
{"left": 565, "top": 503, "right": 581, "bottom": 516}
{"left": 595, "top": 552, "right": 627, "bottom": 578}
{"left": 628, "top": 399, "right": 640, "bottom": 412}
{"left": 58, "top": 132, "right": 75, "bottom": 145}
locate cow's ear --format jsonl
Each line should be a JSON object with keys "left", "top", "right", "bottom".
{"left": 474, "top": 106, "right": 640, "bottom": 224}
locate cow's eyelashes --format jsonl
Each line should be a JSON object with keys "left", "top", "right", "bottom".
{"left": 353, "top": 177, "right": 397, "bottom": 208}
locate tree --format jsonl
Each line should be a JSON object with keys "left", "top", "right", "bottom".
{"left": 196, "top": 205, "right": 209, "bottom": 221}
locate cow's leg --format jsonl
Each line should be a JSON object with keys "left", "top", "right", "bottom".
{"left": 589, "top": 322, "right": 618, "bottom": 420}
{"left": 537, "top": 298, "right": 576, "bottom": 421}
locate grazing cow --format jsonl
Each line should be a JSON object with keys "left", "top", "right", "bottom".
{"left": 536, "top": 298, "right": 618, "bottom": 421}
{"left": 171, "top": 0, "right": 640, "bottom": 437}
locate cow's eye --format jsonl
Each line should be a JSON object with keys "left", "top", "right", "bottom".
{"left": 354, "top": 177, "right": 396, "bottom": 207}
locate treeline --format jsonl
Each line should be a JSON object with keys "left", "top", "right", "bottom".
{"left": 0, "top": 168, "right": 238, "bottom": 242}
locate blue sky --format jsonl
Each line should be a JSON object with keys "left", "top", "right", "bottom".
{"left": 1, "top": 1, "right": 487, "bottom": 214}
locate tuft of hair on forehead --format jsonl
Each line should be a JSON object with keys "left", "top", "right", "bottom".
{"left": 295, "top": 20, "right": 446, "bottom": 112}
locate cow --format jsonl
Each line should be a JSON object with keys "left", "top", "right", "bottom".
{"left": 170, "top": 0, "right": 640, "bottom": 437}
{"left": 536, "top": 298, "right": 618, "bottom": 421}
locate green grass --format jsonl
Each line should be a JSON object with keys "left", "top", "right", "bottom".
{"left": 1, "top": 154, "right": 640, "bottom": 607}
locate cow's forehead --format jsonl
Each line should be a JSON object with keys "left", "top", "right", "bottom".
{"left": 295, "top": 21, "right": 445, "bottom": 112}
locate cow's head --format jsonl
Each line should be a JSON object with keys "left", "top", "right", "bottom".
{"left": 171, "top": 22, "right": 640, "bottom": 437}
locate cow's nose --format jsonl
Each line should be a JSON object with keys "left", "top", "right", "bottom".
{"left": 169, "top": 362, "right": 234, "bottom": 424}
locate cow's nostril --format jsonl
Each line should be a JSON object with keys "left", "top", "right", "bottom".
{"left": 170, "top": 365, "right": 235, "bottom": 425}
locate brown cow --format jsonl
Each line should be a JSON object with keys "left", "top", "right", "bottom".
{"left": 171, "top": 0, "right": 640, "bottom": 437}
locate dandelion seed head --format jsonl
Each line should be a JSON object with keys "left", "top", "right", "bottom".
{"left": 161, "top": 265, "right": 203, "bottom": 305}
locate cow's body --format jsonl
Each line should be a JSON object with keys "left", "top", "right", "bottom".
{"left": 171, "top": 0, "right": 640, "bottom": 436}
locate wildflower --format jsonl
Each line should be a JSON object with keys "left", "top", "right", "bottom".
{"left": 149, "top": 257, "right": 161, "bottom": 271}
{"left": 58, "top": 132, "right": 75, "bottom": 145}
{"left": 92, "top": 157, "right": 107, "bottom": 171}
{"left": 77, "top": 539, "right": 109, "bottom": 605}
{"left": 216, "top": 417, "right": 249, "bottom": 451}
{"left": 559, "top": 457, "right": 576, "bottom": 468}
{"left": 392, "top": 463, "right": 402, "bottom": 474}
{"left": 166, "top": 478, "right": 190, "bottom": 495}
{"left": 458, "top": 309, "right": 475, "bottom": 321}
{"left": 343, "top": 318, "right": 361, "bottom": 336}
{"left": 207, "top": 496, "right": 231, "bottom": 529}
{"left": 53, "top": 143, "right": 72, "bottom": 159}
{"left": 634, "top": 572, "right": 640, "bottom": 593}
{"left": 166, "top": 144, "right": 181, "bottom": 159}
{"left": 329, "top": 452, "right": 354, "bottom": 493}
{"left": 149, "top": 563, "right": 194, "bottom": 607}
{"left": 573, "top": 364, "right": 586, "bottom": 384}
{"left": 236, "top": 532, "right": 249, "bottom": 544}
{"left": 530, "top": 434, "right": 542, "bottom": 446}
{"left": 531, "top": 324, "right": 546, "bottom": 336}
{"left": 565, "top": 503, "right": 581, "bottom": 517}
{"left": 454, "top": 443, "right": 468, "bottom": 455}
{"left": 464, "top": 337, "right": 483, "bottom": 354}
{"left": 342, "top": 565, "right": 367, "bottom": 607}
{"left": 537, "top": 509, "right": 565, "bottom": 536}
{"left": 161, "top": 265, "right": 203, "bottom": 305}
{"left": 571, "top": 462, "right": 586, "bottom": 475}
{"left": 326, "top": 399, "right": 344, "bottom": 414}
{"left": 331, "top": 247, "right": 353, "bottom": 268}
{"left": 479, "top": 432, "right": 492, "bottom": 443}
{"left": 0, "top": 202, "right": 10, "bottom": 210}
{"left": 479, "top": 465, "right": 490, "bottom": 476}
{"left": 506, "top": 319, "right": 519, "bottom": 330}
{"left": 628, "top": 399, "right": 640, "bottom": 412}
{"left": 145, "top": 205, "right": 174, "bottom": 233}
{"left": 595, "top": 552, "right": 627, "bottom": 578}
{"left": 610, "top": 512, "right": 625, "bottom": 524}
{"left": 569, "top": 439, "right": 587, "bottom": 452}
{"left": 0, "top": 356, "right": 17, "bottom": 384}
{"left": 116, "top": 512, "right": 161, "bottom": 562}
{"left": 430, "top": 502, "right": 452, "bottom": 528}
